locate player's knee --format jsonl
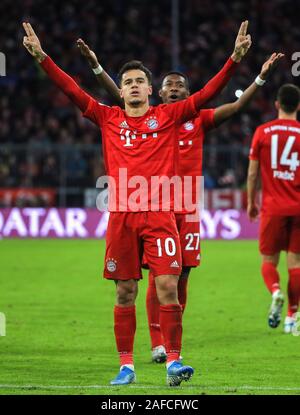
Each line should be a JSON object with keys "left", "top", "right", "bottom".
{"left": 262, "top": 254, "right": 279, "bottom": 267}
{"left": 116, "top": 280, "right": 138, "bottom": 305}
{"left": 159, "top": 278, "right": 178, "bottom": 294}
{"left": 287, "top": 252, "right": 300, "bottom": 269}
{"left": 156, "top": 276, "right": 178, "bottom": 304}
{"left": 117, "top": 290, "right": 136, "bottom": 305}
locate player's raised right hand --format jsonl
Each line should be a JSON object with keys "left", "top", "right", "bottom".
{"left": 259, "top": 52, "right": 285, "bottom": 80}
{"left": 22, "top": 22, "right": 46, "bottom": 63}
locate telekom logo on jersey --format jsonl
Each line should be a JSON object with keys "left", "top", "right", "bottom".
{"left": 100, "top": 127, "right": 203, "bottom": 217}
{"left": 120, "top": 128, "right": 158, "bottom": 146}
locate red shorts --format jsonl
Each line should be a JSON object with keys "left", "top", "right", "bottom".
{"left": 142, "top": 213, "right": 201, "bottom": 269}
{"left": 104, "top": 211, "right": 182, "bottom": 280}
{"left": 174, "top": 213, "right": 201, "bottom": 267}
{"left": 259, "top": 214, "right": 300, "bottom": 255}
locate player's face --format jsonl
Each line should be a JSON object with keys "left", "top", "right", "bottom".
{"left": 159, "top": 74, "right": 190, "bottom": 104}
{"left": 120, "top": 70, "right": 152, "bottom": 106}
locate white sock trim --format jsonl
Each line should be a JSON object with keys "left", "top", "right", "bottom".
{"left": 120, "top": 364, "right": 134, "bottom": 371}
{"left": 166, "top": 360, "right": 176, "bottom": 369}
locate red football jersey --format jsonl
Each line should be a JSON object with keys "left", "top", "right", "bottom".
{"left": 83, "top": 98, "right": 202, "bottom": 211}
{"left": 39, "top": 55, "right": 237, "bottom": 212}
{"left": 178, "top": 109, "right": 216, "bottom": 213}
{"left": 249, "top": 118, "right": 300, "bottom": 215}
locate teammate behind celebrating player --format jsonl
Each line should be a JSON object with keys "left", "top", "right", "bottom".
{"left": 77, "top": 36, "right": 283, "bottom": 359}
{"left": 22, "top": 21, "right": 250, "bottom": 386}
{"left": 248, "top": 84, "right": 300, "bottom": 333}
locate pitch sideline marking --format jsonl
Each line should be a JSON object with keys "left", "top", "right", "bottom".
{"left": 0, "top": 384, "right": 300, "bottom": 391}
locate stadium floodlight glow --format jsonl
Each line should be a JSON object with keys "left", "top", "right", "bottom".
{"left": 0, "top": 52, "right": 6, "bottom": 76}
{"left": 235, "top": 89, "right": 244, "bottom": 98}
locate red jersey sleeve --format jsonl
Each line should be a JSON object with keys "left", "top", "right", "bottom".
{"left": 40, "top": 56, "right": 112, "bottom": 127}
{"left": 82, "top": 97, "right": 112, "bottom": 127}
{"left": 199, "top": 109, "right": 216, "bottom": 132}
{"left": 40, "top": 56, "right": 91, "bottom": 112}
{"left": 163, "top": 57, "right": 238, "bottom": 124}
{"left": 249, "top": 127, "right": 262, "bottom": 161}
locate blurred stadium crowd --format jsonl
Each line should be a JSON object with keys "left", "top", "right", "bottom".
{"left": 0, "top": 0, "right": 299, "bottom": 205}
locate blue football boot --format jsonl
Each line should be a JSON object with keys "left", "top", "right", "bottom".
{"left": 167, "top": 361, "right": 194, "bottom": 386}
{"left": 110, "top": 366, "right": 136, "bottom": 385}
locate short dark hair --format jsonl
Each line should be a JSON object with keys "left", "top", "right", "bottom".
{"left": 277, "top": 84, "right": 300, "bottom": 113}
{"left": 161, "top": 71, "right": 190, "bottom": 91}
{"left": 118, "top": 60, "right": 152, "bottom": 85}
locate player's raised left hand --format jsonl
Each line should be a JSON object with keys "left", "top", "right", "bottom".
{"left": 259, "top": 53, "right": 285, "bottom": 80}
{"left": 231, "top": 20, "right": 252, "bottom": 63}
{"left": 76, "top": 38, "right": 99, "bottom": 69}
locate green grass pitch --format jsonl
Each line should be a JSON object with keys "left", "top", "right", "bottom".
{"left": 0, "top": 239, "right": 299, "bottom": 395}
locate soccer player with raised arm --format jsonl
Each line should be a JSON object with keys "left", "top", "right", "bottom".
{"left": 248, "top": 84, "right": 300, "bottom": 333}
{"left": 22, "top": 21, "right": 250, "bottom": 386}
{"left": 78, "top": 35, "right": 283, "bottom": 360}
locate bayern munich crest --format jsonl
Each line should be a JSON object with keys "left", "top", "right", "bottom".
{"left": 183, "top": 121, "right": 194, "bottom": 131}
{"left": 145, "top": 116, "right": 159, "bottom": 129}
{"left": 106, "top": 258, "right": 117, "bottom": 272}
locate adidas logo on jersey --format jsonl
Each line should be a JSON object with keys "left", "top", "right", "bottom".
{"left": 119, "top": 121, "right": 129, "bottom": 129}
{"left": 170, "top": 260, "right": 180, "bottom": 268}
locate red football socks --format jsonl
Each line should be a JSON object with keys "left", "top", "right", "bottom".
{"left": 114, "top": 305, "right": 136, "bottom": 367}
{"left": 146, "top": 272, "right": 164, "bottom": 348}
{"left": 261, "top": 262, "right": 280, "bottom": 294}
{"left": 160, "top": 304, "right": 182, "bottom": 363}
{"left": 147, "top": 272, "right": 188, "bottom": 349}
{"left": 287, "top": 268, "right": 300, "bottom": 317}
